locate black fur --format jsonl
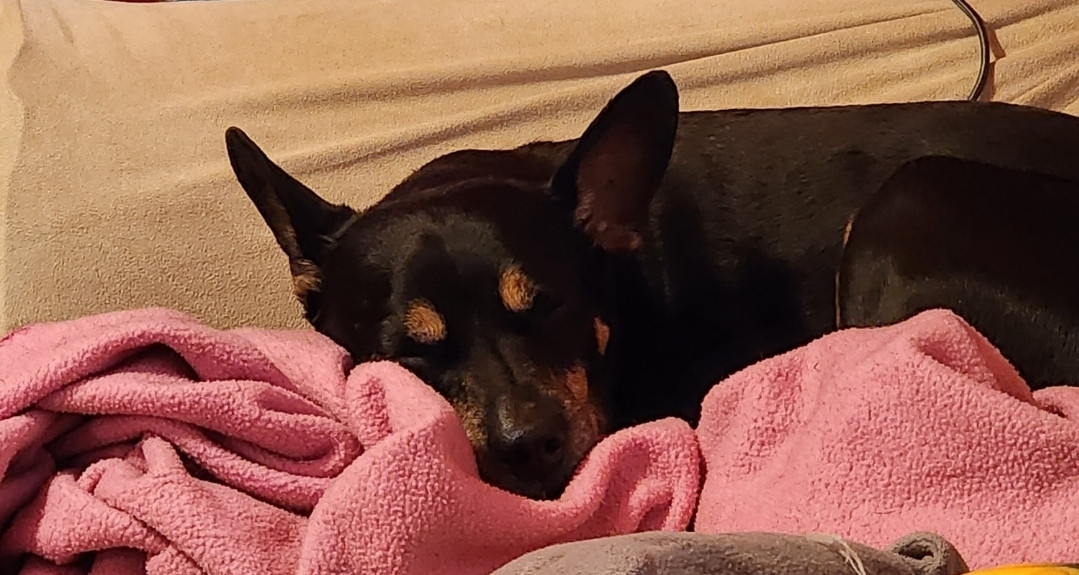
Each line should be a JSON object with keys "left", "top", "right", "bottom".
{"left": 839, "top": 156, "right": 1079, "bottom": 387}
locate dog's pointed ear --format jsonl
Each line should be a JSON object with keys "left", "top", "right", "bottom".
{"left": 550, "top": 70, "right": 679, "bottom": 253}
{"left": 224, "top": 127, "right": 358, "bottom": 311}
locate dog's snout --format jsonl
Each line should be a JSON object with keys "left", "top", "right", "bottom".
{"left": 489, "top": 395, "right": 569, "bottom": 477}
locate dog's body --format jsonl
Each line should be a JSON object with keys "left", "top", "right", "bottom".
{"left": 839, "top": 156, "right": 1079, "bottom": 388}
{"left": 226, "top": 71, "right": 1079, "bottom": 499}
{"left": 552, "top": 101, "right": 1079, "bottom": 428}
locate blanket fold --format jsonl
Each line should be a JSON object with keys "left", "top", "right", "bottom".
{"left": 0, "top": 308, "right": 700, "bottom": 575}
{"left": 4, "top": 305, "right": 1078, "bottom": 573}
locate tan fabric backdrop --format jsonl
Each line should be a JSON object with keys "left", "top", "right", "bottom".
{"left": 1, "top": 0, "right": 1078, "bottom": 331}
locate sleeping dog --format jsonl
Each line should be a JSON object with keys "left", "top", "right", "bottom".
{"left": 225, "top": 70, "right": 1079, "bottom": 499}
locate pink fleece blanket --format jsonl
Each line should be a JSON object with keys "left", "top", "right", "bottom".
{"left": 0, "top": 308, "right": 699, "bottom": 575}
{"left": 3, "top": 308, "right": 1077, "bottom": 573}
{"left": 694, "top": 309, "right": 1079, "bottom": 568}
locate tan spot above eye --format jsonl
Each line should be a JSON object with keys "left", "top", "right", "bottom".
{"left": 403, "top": 299, "right": 446, "bottom": 344}
{"left": 499, "top": 264, "right": 537, "bottom": 313}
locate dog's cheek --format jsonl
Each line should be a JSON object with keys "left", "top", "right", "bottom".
{"left": 449, "top": 394, "right": 488, "bottom": 454}
{"left": 552, "top": 364, "right": 605, "bottom": 461}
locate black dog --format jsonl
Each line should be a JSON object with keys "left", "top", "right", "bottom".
{"left": 225, "top": 70, "right": 1079, "bottom": 499}
{"left": 838, "top": 155, "right": 1079, "bottom": 388}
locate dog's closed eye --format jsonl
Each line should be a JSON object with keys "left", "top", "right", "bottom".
{"left": 398, "top": 299, "right": 464, "bottom": 370}
{"left": 529, "top": 291, "right": 567, "bottom": 320}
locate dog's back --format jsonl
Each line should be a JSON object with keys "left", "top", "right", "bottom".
{"left": 837, "top": 155, "right": 1079, "bottom": 388}
{"left": 596, "top": 101, "right": 1079, "bottom": 423}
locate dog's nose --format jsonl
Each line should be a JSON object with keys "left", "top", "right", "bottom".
{"left": 489, "top": 396, "right": 569, "bottom": 479}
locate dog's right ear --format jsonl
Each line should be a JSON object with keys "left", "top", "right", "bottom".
{"left": 224, "top": 127, "right": 358, "bottom": 313}
{"left": 550, "top": 70, "right": 680, "bottom": 253}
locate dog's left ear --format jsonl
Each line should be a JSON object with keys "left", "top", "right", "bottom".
{"left": 551, "top": 70, "right": 679, "bottom": 253}
{"left": 224, "top": 127, "right": 358, "bottom": 314}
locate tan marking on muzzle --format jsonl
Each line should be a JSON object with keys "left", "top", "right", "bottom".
{"left": 403, "top": 299, "right": 447, "bottom": 344}
{"left": 565, "top": 364, "right": 589, "bottom": 402}
{"left": 499, "top": 264, "right": 537, "bottom": 313}
{"left": 593, "top": 317, "right": 610, "bottom": 355}
{"left": 451, "top": 396, "right": 487, "bottom": 452}
{"left": 549, "top": 364, "right": 605, "bottom": 461}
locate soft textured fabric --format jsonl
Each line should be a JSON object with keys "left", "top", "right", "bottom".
{"left": 2, "top": 0, "right": 1079, "bottom": 331}
{"left": 0, "top": 308, "right": 699, "bottom": 575}
{"left": 3, "top": 306, "right": 1078, "bottom": 571}
{"left": 492, "top": 531, "right": 970, "bottom": 575}
{"left": 694, "top": 308, "right": 1079, "bottom": 568}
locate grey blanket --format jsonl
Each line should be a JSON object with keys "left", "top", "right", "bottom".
{"left": 493, "top": 531, "right": 969, "bottom": 575}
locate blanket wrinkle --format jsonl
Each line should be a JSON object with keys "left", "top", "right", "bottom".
{"left": 694, "top": 308, "right": 1079, "bottom": 568}
{"left": 4, "top": 306, "right": 1079, "bottom": 571}
{"left": 0, "top": 307, "right": 699, "bottom": 575}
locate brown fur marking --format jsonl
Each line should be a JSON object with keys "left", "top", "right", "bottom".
{"left": 593, "top": 317, "right": 610, "bottom": 355}
{"left": 291, "top": 259, "right": 322, "bottom": 303}
{"left": 842, "top": 215, "right": 855, "bottom": 247}
{"left": 260, "top": 190, "right": 322, "bottom": 305}
{"left": 403, "top": 299, "right": 447, "bottom": 344}
{"left": 835, "top": 214, "right": 857, "bottom": 326}
{"left": 499, "top": 264, "right": 537, "bottom": 313}
{"left": 451, "top": 395, "right": 487, "bottom": 452}
{"left": 547, "top": 364, "right": 604, "bottom": 462}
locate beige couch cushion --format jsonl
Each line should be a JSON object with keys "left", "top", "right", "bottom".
{"left": 1, "top": 0, "right": 1078, "bottom": 331}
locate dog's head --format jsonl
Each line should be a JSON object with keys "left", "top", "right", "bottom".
{"left": 224, "top": 70, "right": 679, "bottom": 499}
